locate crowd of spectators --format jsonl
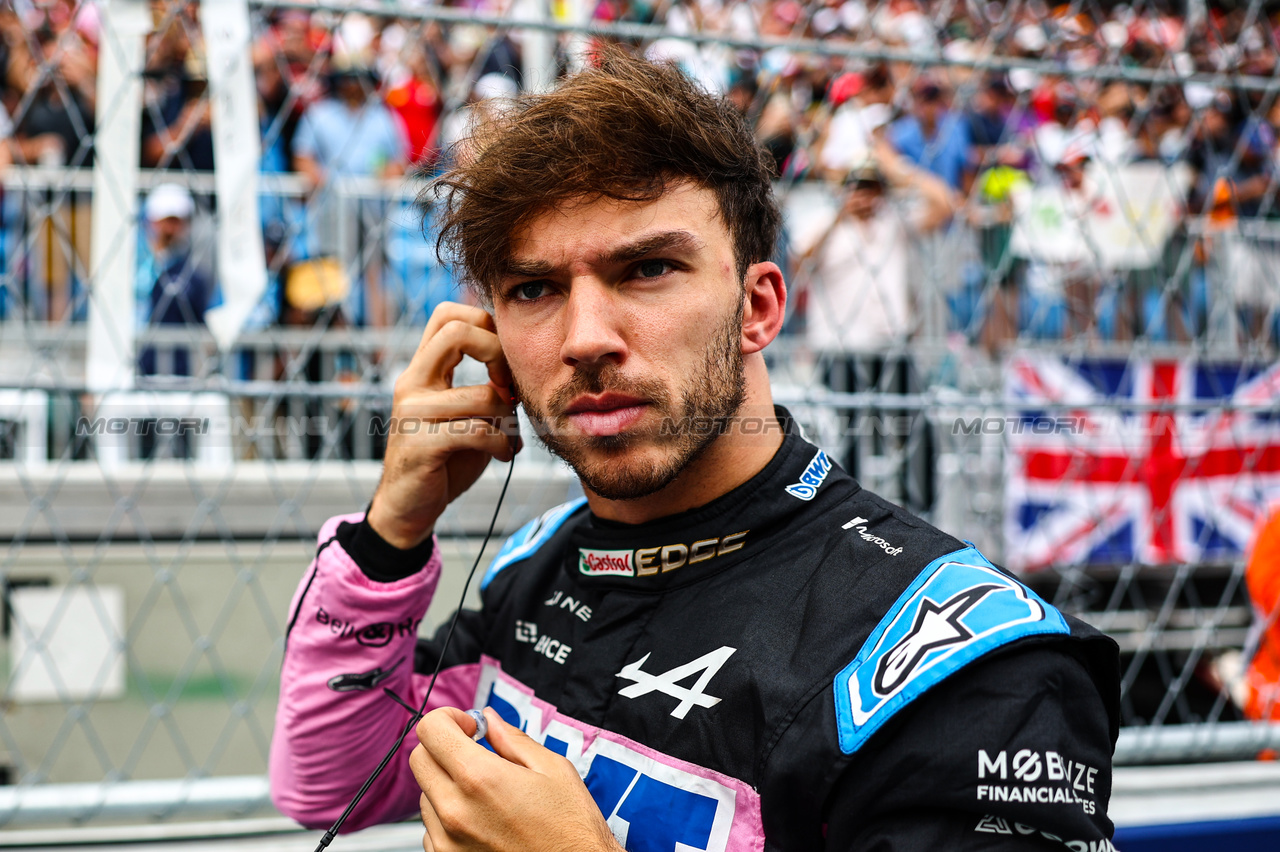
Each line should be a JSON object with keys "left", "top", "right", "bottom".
{"left": 0, "top": 0, "right": 1278, "bottom": 352}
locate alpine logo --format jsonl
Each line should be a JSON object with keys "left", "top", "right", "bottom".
{"left": 785, "top": 450, "right": 832, "bottom": 500}
{"left": 616, "top": 646, "right": 736, "bottom": 719}
{"left": 579, "top": 548, "right": 634, "bottom": 577}
{"left": 873, "top": 584, "right": 1001, "bottom": 696}
{"left": 842, "top": 516, "right": 903, "bottom": 556}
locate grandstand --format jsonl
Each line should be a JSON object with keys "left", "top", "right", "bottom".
{"left": 1, "top": 0, "right": 1279, "bottom": 849}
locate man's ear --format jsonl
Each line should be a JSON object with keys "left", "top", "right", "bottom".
{"left": 741, "top": 261, "right": 787, "bottom": 356}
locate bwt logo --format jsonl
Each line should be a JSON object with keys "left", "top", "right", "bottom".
{"left": 76, "top": 417, "right": 209, "bottom": 437}
{"left": 785, "top": 450, "right": 832, "bottom": 501}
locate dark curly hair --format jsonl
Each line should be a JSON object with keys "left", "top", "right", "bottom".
{"left": 431, "top": 47, "right": 781, "bottom": 300}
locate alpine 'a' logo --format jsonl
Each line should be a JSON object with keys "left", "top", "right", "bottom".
{"left": 873, "top": 585, "right": 1001, "bottom": 696}
{"left": 615, "top": 646, "right": 737, "bottom": 719}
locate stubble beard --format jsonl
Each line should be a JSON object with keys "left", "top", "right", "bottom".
{"left": 515, "top": 305, "right": 747, "bottom": 501}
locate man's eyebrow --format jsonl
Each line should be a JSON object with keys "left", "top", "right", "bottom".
{"left": 503, "top": 231, "right": 707, "bottom": 279}
{"left": 602, "top": 230, "right": 706, "bottom": 265}
{"left": 502, "top": 259, "right": 556, "bottom": 278}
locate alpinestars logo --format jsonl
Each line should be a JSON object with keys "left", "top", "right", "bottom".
{"left": 874, "top": 584, "right": 1001, "bottom": 696}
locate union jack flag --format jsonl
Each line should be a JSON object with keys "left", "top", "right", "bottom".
{"left": 1003, "top": 354, "right": 1280, "bottom": 570}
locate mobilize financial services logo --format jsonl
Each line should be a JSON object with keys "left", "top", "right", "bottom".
{"left": 578, "top": 531, "right": 748, "bottom": 578}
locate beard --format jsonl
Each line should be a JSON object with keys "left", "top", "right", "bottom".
{"left": 515, "top": 303, "right": 746, "bottom": 501}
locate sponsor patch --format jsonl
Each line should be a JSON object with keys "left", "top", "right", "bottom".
{"left": 833, "top": 547, "right": 1068, "bottom": 754}
{"left": 579, "top": 548, "right": 635, "bottom": 577}
{"left": 976, "top": 748, "right": 1099, "bottom": 814}
{"left": 841, "top": 516, "right": 903, "bottom": 556}
{"left": 575, "top": 532, "right": 748, "bottom": 579}
{"left": 474, "top": 658, "right": 755, "bottom": 851}
{"left": 785, "top": 450, "right": 832, "bottom": 500}
{"left": 974, "top": 817, "right": 1117, "bottom": 852}
{"left": 326, "top": 658, "right": 402, "bottom": 692}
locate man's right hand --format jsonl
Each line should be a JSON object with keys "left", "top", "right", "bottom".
{"left": 367, "top": 302, "right": 520, "bottom": 549}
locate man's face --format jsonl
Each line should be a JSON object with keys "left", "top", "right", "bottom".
{"left": 150, "top": 215, "right": 188, "bottom": 251}
{"left": 842, "top": 181, "right": 883, "bottom": 220}
{"left": 492, "top": 183, "right": 747, "bottom": 501}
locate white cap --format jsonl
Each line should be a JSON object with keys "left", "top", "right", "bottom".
{"left": 1014, "top": 24, "right": 1047, "bottom": 53}
{"left": 145, "top": 183, "right": 194, "bottom": 222}
{"left": 473, "top": 73, "right": 518, "bottom": 102}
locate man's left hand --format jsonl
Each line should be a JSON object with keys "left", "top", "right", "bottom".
{"left": 410, "top": 707, "right": 623, "bottom": 852}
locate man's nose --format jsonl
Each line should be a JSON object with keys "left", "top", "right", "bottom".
{"left": 559, "top": 281, "right": 627, "bottom": 368}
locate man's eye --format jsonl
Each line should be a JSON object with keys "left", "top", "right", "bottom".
{"left": 514, "top": 281, "right": 546, "bottom": 300}
{"left": 636, "top": 259, "right": 670, "bottom": 278}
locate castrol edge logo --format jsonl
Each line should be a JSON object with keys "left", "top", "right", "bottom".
{"left": 579, "top": 531, "right": 749, "bottom": 578}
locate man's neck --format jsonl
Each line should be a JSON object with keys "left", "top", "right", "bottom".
{"left": 584, "top": 359, "right": 782, "bottom": 525}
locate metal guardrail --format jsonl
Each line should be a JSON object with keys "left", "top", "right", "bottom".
{"left": 1113, "top": 723, "right": 1280, "bottom": 766}
{"left": 0, "top": 723, "right": 1276, "bottom": 827}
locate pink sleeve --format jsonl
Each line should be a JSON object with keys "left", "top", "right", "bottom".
{"left": 269, "top": 514, "right": 472, "bottom": 832}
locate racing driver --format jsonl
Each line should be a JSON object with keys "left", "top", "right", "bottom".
{"left": 270, "top": 50, "right": 1120, "bottom": 851}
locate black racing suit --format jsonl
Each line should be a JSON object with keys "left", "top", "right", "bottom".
{"left": 270, "top": 410, "right": 1120, "bottom": 851}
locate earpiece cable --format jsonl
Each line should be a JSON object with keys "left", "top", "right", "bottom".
{"left": 313, "top": 455, "right": 517, "bottom": 851}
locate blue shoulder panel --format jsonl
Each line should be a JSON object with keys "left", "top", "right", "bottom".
{"left": 480, "top": 498, "right": 588, "bottom": 591}
{"left": 833, "top": 546, "right": 1068, "bottom": 755}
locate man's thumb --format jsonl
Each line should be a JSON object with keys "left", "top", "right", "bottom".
{"left": 481, "top": 707, "right": 547, "bottom": 769}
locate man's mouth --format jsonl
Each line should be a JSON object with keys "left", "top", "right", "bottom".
{"left": 563, "top": 393, "right": 649, "bottom": 438}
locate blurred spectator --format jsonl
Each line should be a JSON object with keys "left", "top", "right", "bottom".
{"left": 141, "top": 6, "right": 213, "bottom": 170}
{"left": 138, "top": 183, "right": 210, "bottom": 377}
{"left": 11, "top": 23, "right": 96, "bottom": 167}
{"left": 1242, "top": 509, "right": 1280, "bottom": 723}
{"left": 889, "top": 74, "right": 972, "bottom": 191}
{"left": 799, "top": 140, "right": 954, "bottom": 510}
{"left": 438, "top": 72, "right": 517, "bottom": 160}
{"left": 1187, "top": 89, "right": 1275, "bottom": 218}
{"left": 293, "top": 60, "right": 407, "bottom": 327}
{"left": 0, "top": 99, "right": 12, "bottom": 170}
{"left": 293, "top": 61, "right": 406, "bottom": 184}
{"left": 385, "top": 42, "right": 444, "bottom": 168}
{"left": 802, "top": 139, "right": 956, "bottom": 352}
{"left": 1056, "top": 146, "right": 1103, "bottom": 337}
{"left": 814, "top": 70, "right": 895, "bottom": 181}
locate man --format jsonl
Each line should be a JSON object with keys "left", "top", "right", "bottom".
{"left": 271, "top": 52, "right": 1119, "bottom": 851}
{"left": 137, "top": 183, "right": 210, "bottom": 377}
{"left": 889, "top": 75, "right": 972, "bottom": 192}
{"left": 802, "top": 140, "right": 954, "bottom": 513}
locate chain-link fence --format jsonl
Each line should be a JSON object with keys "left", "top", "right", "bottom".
{"left": 2, "top": 0, "right": 1280, "bottom": 831}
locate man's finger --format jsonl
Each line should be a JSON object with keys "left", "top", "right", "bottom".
{"left": 418, "top": 791, "right": 443, "bottom": 852}
{"left": 415, "top": 707, "right": 502, "bottom": 781}
{"left": 417, "top": 303, "right": 512, "bottom": 390}
{"left": 482, "top": 707, "right": 558, "bottom": 771}
{"left": 421, "top": 301, "right": 494, "bottom": 342}
{"left": 400, "top": 320, "right": 508, "bottom": 393}
{"left": 432, "top": 419, "right": 519, "bottom": 463}
{"left": 393, "top": 383, "right": 515, "bottom": 425}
